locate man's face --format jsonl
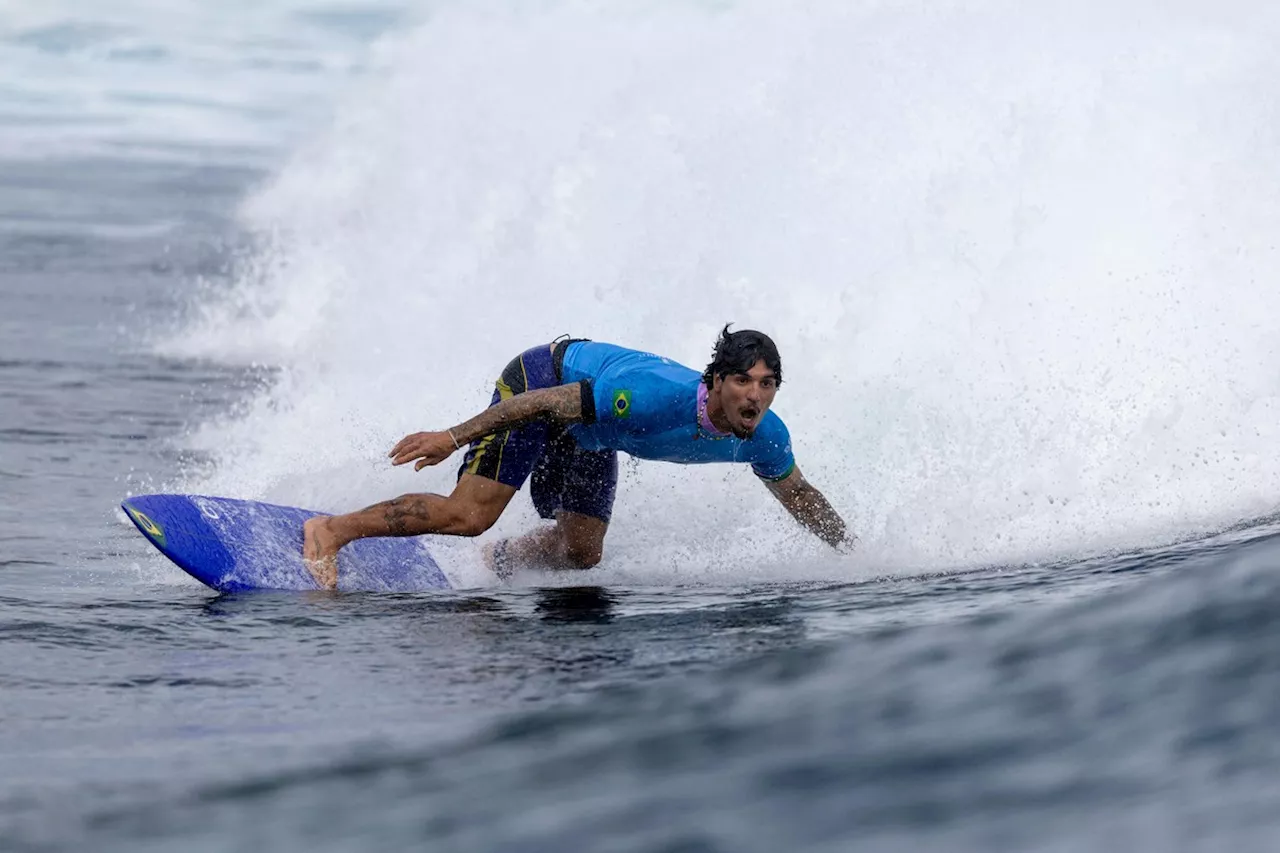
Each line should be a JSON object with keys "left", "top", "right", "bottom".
{"left": 713, "top": 359, "right": 779, "bottom": 438}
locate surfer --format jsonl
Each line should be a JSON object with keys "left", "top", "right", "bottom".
{"left": 302, "top": 326, "right": 852, "bottom": 588}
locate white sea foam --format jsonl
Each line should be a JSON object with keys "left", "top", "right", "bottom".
{"left": 0, "top": 0, "right": 414, "bottom": 163}
{"left": 159, "top": 0, "right": 1280, "bottom": 584}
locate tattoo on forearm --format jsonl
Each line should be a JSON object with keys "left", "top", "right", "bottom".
{"left": 791, "top": 484, "right": 847, "bottom": 546}
{"left": 453, "top": 385, "right": 581, "bottom": 444}
{"left": 766, "top": 470, "right": 851, "bottom": 549}
{"left": 543, "top": 385, "right": 584, "bottom": 421}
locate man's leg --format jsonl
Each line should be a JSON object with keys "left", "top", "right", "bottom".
{"left": 303, "top": 473, "right": 517, "bottom": 587}
{"left": 486, "top": 423, "right": 617, "bottom": 578}
{"left": 304, "top": 344, "right": 564, "bottom": 588}
{"left": 490, "top": 510, "right": 608, "bottom": 575}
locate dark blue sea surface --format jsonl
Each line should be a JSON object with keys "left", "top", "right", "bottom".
{"left": 5, "top": 501, "right": 1280, "bottom": 851}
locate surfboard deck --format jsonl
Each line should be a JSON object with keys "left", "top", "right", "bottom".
{"left": 121, "top": 494, "right": 451, "bottom": 592}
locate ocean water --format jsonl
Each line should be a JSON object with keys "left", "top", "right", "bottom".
{"left": 4, "top": 1, "right": 1280, "bottom": 850}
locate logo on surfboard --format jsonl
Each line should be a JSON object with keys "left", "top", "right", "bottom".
{"left": 124, "top": 504, "right": 166, "bottom": 547}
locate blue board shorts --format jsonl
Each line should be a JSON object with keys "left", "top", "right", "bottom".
{"left": 457, "top": 340, "right": 618, "bottom": 523}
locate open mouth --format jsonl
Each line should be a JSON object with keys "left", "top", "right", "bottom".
{"left": 739, "top": 408, "right": 759, "bottom": 426}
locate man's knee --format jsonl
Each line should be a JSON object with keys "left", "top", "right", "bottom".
{"left": 452, "top": 512, "right": 498, "bottom": 538}
{"left": 445, "top": 475, "right": 516, "bottom": 536}
{"left": 433, "top": 494, "right": 503, "bottom": 537}
{"left": 555, "top": 511, "right": 607, "bottom": 569}
{"left": 563, "top": 540, "right": 603, "bottom": 569}
{"left": 443, "top": 497, "right": 508, "bottom": 537}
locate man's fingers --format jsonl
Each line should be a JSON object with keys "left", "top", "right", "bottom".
{"left": 398, "top": 448, "right": 428, "bottom": 466}
{"left": 415, "top": 453, "right": 446, "bottom": 472}
{"left": 390, "top": 432, "right": 425, "bottom": 459}
{"left": 389, "top": 432, "right": 456, "bottom": 469}
{"left": 390, "top": 445, "right": 421, "bottom": 466}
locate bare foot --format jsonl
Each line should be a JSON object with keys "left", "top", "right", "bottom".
{"left": 302, "top": 516, "right": 341, "bottom": 590}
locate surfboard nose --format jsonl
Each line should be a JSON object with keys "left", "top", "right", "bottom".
{"left": 122, "top": 500, "right": 167, "bottom": 547}
{"left": 122, "top": 494, "right": 238, "bottom": 590}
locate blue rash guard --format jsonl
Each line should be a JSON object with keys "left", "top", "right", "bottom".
{"left": 559, "top": 341, "right": 796, "bottom": 481}
{"left": 457, "top": 339, "right": 797, "bottom": 525}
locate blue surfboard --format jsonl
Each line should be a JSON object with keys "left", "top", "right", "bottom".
{"left": 121, "top": 494, "right": 451, "bottom": 592}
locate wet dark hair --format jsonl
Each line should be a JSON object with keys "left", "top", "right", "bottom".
{"left": 702, "top": 324, "right": 783, "bottom": 390}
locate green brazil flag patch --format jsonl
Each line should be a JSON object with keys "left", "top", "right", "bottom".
{"left": 612, "top": 389, "right": 632, "bottom": 418}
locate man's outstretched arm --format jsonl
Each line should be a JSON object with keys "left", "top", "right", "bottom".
{"left": 390, "top": 383, "right": 587, "bottom": 471}
{"left": 764, "top": 466, "right": 854, "bottom": 550}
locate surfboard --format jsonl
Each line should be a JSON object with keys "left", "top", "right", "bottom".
{"left": 121, "top": 494, "right": 451, "bottom": 592}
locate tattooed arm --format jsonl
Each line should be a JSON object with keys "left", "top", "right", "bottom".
{"left": 389, "top": 383, "right": 587, "bottom": 471}
{"left": 764, "top": 466, "right": 855, "bottom": 550}
{"left": 450, "top": 383, "right": 585, "bottom": 444}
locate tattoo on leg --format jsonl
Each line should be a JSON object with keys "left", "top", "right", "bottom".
{"left": 383, "top": 497, "right": 429, "bottom": 536}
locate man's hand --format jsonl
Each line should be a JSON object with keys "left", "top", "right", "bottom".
{"left": 390, "top": 431, "right": 460, "bottom": 471}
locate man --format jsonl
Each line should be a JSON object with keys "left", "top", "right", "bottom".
{"left": 302, "top": 326, "right": 851, "bottom": 588}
